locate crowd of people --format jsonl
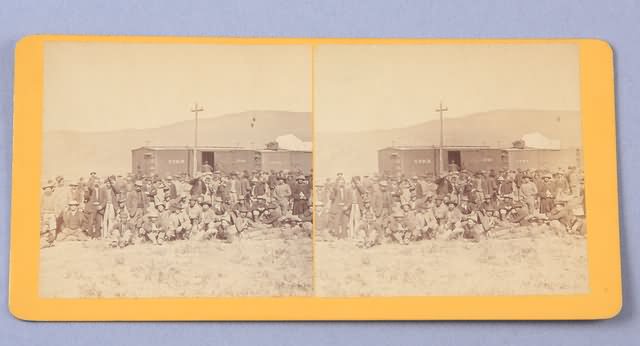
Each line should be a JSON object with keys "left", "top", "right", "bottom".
{"left": 314, "top": 165, "right": 585, "bottom": 248}
{"left": 40, "top": 167, "right": 313, "bottom": 249}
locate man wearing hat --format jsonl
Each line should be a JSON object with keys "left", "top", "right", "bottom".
{"left": 84, "top": 178, "right": 108, "bottom": 239}
{"left": 251, "top": 195, "right": 269, "bottom": 222}
{"left": 252, "top": 175, "right": 270, "bottom": 200}
{"left": 211, "top": 203, "right": 233, "bottom": 240}
{"left": 370, "top": 180, "right": 392, "bottom": 221}
{"left": 273, "top": 176, "right": 292, "bottom": 215}
{"left": 165, "top": 175, "right": 178, "bottom": 200}
{"left": 111, "top": 198, "right": 134, "bottom": 247}
{"left": 415, "top": 202, "right": 438, "bottom": 240}
{"left": 291, "top": 175, "right": 310, "bottom": 217}
{"left": 538, "top": 173, "right": 557, "bottom": 214}
{"left": 459, "top": 215, "right": 483, "bottom": 241}
{"left": 441, "top": 200, "right": 463, "bottom": 239}
{"left": 233, "top": 206, "right": 255, "bottom": 237}
{"left": 497, "top": 175, "right": 515, "bottom": 199}
{"left": 139, "top": 210, "right": 165, "bottom": 245}
{"left": 329, "top": 177, "right": 351, "bottom": 239}
{"left": 357, "top": 198, "right": 379, "bottom": 248}
{"left": 387, "top": 210, "right": 410, "bottom": 245}
{"left": 57, "top": 200, "right": 88, "bottom": 242}
{"left": 261, "top": 202, "right": 283, "bottom": 227}
{"left": 127, "top": 180, "right": 148, "bottom": 222}
{"left": 201, "top": 160, "right": 214, "bottom": 174}
{"left": 435, "top": 173, "right": 454, "bottom": 198}
{"left": 433, "top": 195, "right": 448, "bottom": 228}
{"left": 195, "top": 200, "right": 215, "bottom": 238}
{"left": 101, "top": 178, "right": 121, "bottom": 241}
{"left": 183, "top": 196, "right": 200, "bottom": 229}
{"left": 508, "top": 202, "right": 531, "bottom": 227}
{"left": 173, "top": 203, "right": 191, "bottom": 240}
{"left": 519, "top": 175, "right": 538, "bottom": 214}
{"left": 547, "top": 200, "right": 583, "bottom": 234}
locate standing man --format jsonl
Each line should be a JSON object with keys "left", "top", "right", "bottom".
{"left": 291, "top": 175, "right": 310, "bottom": 217}
{"left": 102, "top": 178, "right": 120, "bottom": 239}
{"left": 273, "top": 177, "right": 292, "bottom": 215}
{"left": 519, "top": 175, "right": 538, "bottom": 214}
{"left": 329, "top": 177, "right": 351, "bottom": 238}
{"left": 84, "top": 179, "right": 107, "bottom": 238}
{"left": 201, "top": 161, "right": 214, "bottom": 174}
{"left": 538, "top": 173, "right": 557, "bottom": 214}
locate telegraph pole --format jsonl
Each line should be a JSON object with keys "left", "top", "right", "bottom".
{"left": 435, "top": 101, "right": 448, "bottom": 176}
{"left": 191, "top": 103, "right": 204, "bottom": 177}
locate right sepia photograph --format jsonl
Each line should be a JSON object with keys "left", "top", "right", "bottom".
{"left": 313, "top": 43, "right": 587, "bottom": 297}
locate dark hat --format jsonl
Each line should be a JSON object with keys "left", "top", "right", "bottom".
{"left": 200, "top": 201, "right": 211, "bottom": 207}
{"left": 446, "top": 201, "right": 458, "bottom": 206}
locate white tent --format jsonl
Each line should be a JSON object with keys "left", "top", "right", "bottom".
{"left": 521, "top": 132, "right": 561, "bottom": 149}
{"left": 275, "top": 134, "right": 312, "bottom": 151}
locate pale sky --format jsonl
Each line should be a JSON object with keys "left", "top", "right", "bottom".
{"left": 43, "top": 42, "right": 311, "bottom": 132}
{"left": 315, "top": 43, "right": 580, "bottom": 132}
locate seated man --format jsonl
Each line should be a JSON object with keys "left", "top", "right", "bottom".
{"left": 460, "top": 215, "right": 484, "bottom": 242}
{"left": 212, "top": 204, "right": 233, "bottom": 241}
{"left": 233, "top": 206, "right": 255, "bottom": 238}
{"left": 194, "top": 201, "right": 216, "bottom": 240}
{"left": 186, "top": 196, "right": 202, "bottom": 229}
{"left": 547, "top": 200, "right": 583, "bottom": 234}
{"left": 175, "top": 203, "right": 192, "bottom": 239}
{"left": 251, "top": 195, "right": 269, "bottom": 222}
{"left": 386, "top": 210, "right": 410, "bottom": 245}
{"left": 438, "top": 200, "right": 464, "bottom": 240}
{"left": 357, "top": 198, "right": 379, "bottom": 248}
{"left": 111, "top": 198, "right": 134, "bottom": 247}
{"left": 401, "top": 203, "right": 419, "bottom": 241}
{"left": 163, "top": 205, "right": 181, "bottom": 241}
{"left": 58, "top": 200, "right": 89, "bottom": 242}
{"left": 415, "top": 203, "right": 438, "bottom": 240}
{"left": 139, "top": 211, "right": 165, "bottom": 245}
{"left": 261, "top": 203, "right": 283, "bottom": 227}
{"left": 508, "top": 202, "right": 531, "bottom": 227}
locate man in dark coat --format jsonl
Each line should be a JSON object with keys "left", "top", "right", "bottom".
{"left": 291, "top": 175, "right": 310, "bottom": 216}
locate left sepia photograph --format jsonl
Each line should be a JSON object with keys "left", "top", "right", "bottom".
{"left": 39, "top": 42, "right": 313, "bottom": 298}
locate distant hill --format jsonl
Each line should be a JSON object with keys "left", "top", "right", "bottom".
{"left": 315, "top": 109, "right": 582, "bottom": 179}
{"left": 43, "top": 110, "right": 311, "bottom": 179}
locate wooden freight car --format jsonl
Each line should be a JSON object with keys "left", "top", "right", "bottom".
{"left": 132, "top": 146, "right": 312, "bottom": 177}
{"left": 378, "top": 145, "right": 580, "bottom": 177}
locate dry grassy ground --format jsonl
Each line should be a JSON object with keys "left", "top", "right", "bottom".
{"left": 315, "top": 227, "right": 589, "bottom": 297}
{"left": 39, "top": 230, "right": 312, "bottom": 298}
